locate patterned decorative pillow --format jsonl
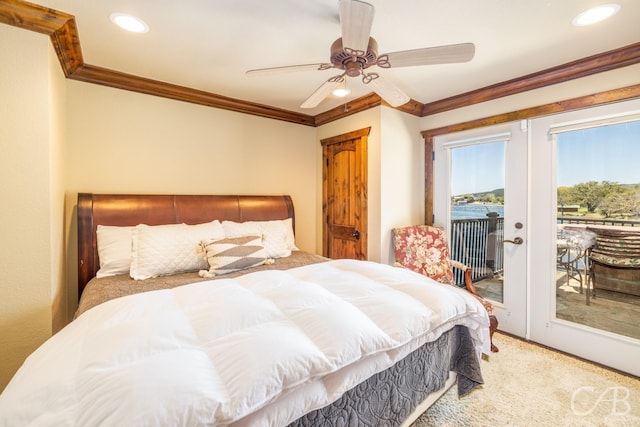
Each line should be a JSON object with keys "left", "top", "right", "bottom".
{"left": 391, "top": 225, "right": 454, "bottom": 285}
{"left": 221, "top": 219, "right": 295, "bottom": 258}
{"left": 199, "top": 235, "right": 268, "bottom": 277}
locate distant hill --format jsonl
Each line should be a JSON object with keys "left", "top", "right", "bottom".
{"left": 455, "top": 183, "right": 638, "bottom": 200}
{"left": 454, "top": 188, "right": 504, "bottom": 198}
{"left": 621, "top": 183, "right": 640, "bottom": 191}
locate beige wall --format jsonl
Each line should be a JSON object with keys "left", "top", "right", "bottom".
{"left": 62, "top": 81, "right": 318, "bottom": 319}
{"left": 379, "top": 108, "right": 423, "bottom": 264}
{"left": 49, "top": 41, "right": 67, "bottom": 334}
{"left": 0, "top": 26, "right": 64, "bottom": 391}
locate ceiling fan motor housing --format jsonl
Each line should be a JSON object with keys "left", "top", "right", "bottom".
{"left": 330, "top": 37, "right": 379, "bottom": 76}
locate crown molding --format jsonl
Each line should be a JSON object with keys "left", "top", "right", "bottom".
{"left": 421, "top": 84, "right": 640, "bottom": 142}
{"left": 0, "top": 0, "right": 316, "bottom": 126}
{"left": 422, "top": 42, "right": 640, "bottom": 116}
{"left": 69, "top": 63, "right": 317, "bottom": 126}
{"left": 2, "top": 1, "right": 640, "bottom": 127}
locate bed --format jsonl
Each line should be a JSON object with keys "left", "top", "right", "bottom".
{"left": 0, "top": 193, "right": 490, "bottom": 426}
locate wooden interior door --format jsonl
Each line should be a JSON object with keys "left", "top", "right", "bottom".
{"left": 322, "top": 128, "right": 369, "bottom": 260}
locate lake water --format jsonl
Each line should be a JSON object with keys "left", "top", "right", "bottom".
{"left": 451, "top": 204, "right": 504, "bottom": 220}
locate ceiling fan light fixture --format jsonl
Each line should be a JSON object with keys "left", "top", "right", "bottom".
{"left": 110, "top": 13, "right": 149, "bottom": 33}
{"left": 572, "top": 4, "right": 620, "bottom": 26}
{"left": 332, "top": 88, "right": 351, "bottom": 97}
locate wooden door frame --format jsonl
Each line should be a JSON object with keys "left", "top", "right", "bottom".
{"left": 321, "top": 127, "right": 370, "bottom": 259}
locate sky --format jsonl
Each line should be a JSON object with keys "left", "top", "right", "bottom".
{"left": 451, "top": 142, "right": 505, "bottom": 196}
{"left": 451, "top": 120, "right": 640, "bottom": 196}
{"left": 556, "top": 121, "right": 640, "bottom": 187}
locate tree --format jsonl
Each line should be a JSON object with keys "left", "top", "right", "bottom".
{"left": 479, "top": 193, "right": 497, "bottom": 204}
{"left": 570, "top": 181, "right": 599, "bottom": 213}
{"left": 597, "top": 189, "right": 640, "bottom": 218}
{"left": 570, "top": 181, "right": 625, "bottom": 213}
{"left": 557, "top": 186, "right": 575, "bottom": 211}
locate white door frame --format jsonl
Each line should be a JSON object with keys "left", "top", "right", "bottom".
{"left": 434, "top": 121, "right": 528, "bottom": 337}
{"left": 529, "top": 99, "right": 640, "bottom": 376}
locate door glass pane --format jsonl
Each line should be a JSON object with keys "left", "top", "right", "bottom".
{"left": 555, "top": 120, "right": 640, "bottom": 340}
{"left": 449, "top": 141, "right": 505, "bottom": 303}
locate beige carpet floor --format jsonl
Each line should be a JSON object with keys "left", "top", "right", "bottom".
{"left": 412, "top": 333, "right": 640, "bottom": 426}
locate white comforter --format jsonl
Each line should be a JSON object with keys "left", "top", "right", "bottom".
{"left": 0, "top": 260, "right": 490, "bottom": 427}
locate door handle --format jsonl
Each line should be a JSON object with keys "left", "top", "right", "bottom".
{"left": 352, "top": 230, "right": 361, "bottom": 240}
{"left": 504, "top": 237, "right": 523, "bottom": 245}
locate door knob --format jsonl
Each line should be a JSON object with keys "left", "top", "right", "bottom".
{"left": 504, "top": 237, "right": 523, "bottom": 245}
{"left": 352, "top": 230, "right": 361, "bottom": 240}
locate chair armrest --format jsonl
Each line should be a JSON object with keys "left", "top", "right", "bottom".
{"left": 451, "top": 260, "right": 494, "bottom": 313}
{"left": 450, "top": 260, "right": 469, "bottom": 271}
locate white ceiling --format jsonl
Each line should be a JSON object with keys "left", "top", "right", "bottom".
{"left": 37, "top": 0, "right": 640, "bottom": 116}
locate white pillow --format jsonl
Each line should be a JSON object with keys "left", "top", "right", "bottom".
{"left": 281, "top": 218, "right": 298, "bottom": 251}
{"left": 130, "top": 221, "right": 225, "bottom": 280}
{"left": 96, "top": 225, "right": 135, "bottom": 278}
{"left": 221, "top": 218, "right": 297, "bottom": 259}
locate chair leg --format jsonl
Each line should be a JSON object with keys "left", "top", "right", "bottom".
{"left": 489, "top": 314, "right": 499, "bottom": 353}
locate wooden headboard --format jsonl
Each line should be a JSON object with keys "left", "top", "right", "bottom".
{"left": 77, "top": 193, "right": 295, "bottom": 298}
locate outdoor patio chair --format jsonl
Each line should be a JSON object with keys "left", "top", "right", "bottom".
{"left": 392, "top": 224, "right": 499, "bottom": 352}
{"left": 587, "top": 226, "right": 640, "bottom": 298}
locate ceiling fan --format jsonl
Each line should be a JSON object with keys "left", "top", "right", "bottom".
{"left": 246, "top": 0, "right": 475, "bottom": 109}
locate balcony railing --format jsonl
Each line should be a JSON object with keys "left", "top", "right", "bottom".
{"left": 557, "top": 217, "right": 640, "bottom": 228}
{"left": 450, "top": 215, "right": 504, "bottom": 285}
{"left": 450, "top": 215, "right": 640, "bottom": 285}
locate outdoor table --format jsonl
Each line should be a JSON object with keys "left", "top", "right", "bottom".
{"left": 557, "top": 226, "right": 597, "bottom": 305}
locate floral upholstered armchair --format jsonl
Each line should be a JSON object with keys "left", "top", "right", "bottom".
{"left": 392, "top": 224, "right": 499, "bottom": 352}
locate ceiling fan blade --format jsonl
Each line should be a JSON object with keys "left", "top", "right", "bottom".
{"left": 366, "top": 75, "right": 410, "bottom": 107}
{"left": 300, "top": 79, "right": 343, "bottom": 108}
{"left": 339, "top": 0, "right": 374, "bottom": 52}
{"left": 246, "top": 63, "right": 332, "bottom": 77}
{"left": 383, "top": 43, "right": 475, "bottom": 68}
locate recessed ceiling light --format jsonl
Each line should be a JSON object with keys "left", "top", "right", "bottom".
{"left": 332, "top": 88, "right": 351, "bottom": 97}
{"left": 572, "top": 4, "right": 620, "bottom": 26}
{"left": 109, "top": 13, "right": 149, "bottom": 33}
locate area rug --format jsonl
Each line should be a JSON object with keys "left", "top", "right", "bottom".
{"left": 413, "top": 333, "right": 640, "bottom": 426}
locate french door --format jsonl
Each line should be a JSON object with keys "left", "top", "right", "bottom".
{"left": 434, "top": 98, "right": 640, "bottom": 376}
{"left": 434, "top": 121, "right": 528, "bottom": 337}
{"left": 529, "top": 99, "right": 640, "bottom": 376}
